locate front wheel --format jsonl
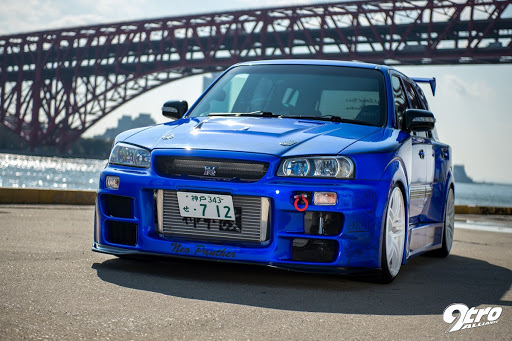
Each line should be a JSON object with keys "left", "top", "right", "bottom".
{"left": 377, "top": 185, "right": 406, "bottom": 283}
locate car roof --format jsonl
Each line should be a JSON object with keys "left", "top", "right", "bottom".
{"left": 236, "top": 59, "right": 393, "bottom": 72}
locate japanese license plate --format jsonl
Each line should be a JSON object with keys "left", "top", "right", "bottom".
{"left": 176, "top": 192, "right": 235, "bottom": 221}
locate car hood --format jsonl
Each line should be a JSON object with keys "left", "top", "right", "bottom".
{"left": 122, "top": 117, "right": 382, "bottom": 157}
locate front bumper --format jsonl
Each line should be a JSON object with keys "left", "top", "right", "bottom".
{"left": 93, "top": 150, "right": 392, "bottom": 273}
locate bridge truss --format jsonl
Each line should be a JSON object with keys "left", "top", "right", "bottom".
{"left": 1, "top": 0, "right": 511, "bottom": 148}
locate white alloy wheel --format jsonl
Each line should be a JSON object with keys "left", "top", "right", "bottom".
{"left": 432, "top": 188, "right": 455, "bottom": 257}
{"left": 444, "top": 189, "right": 455, "bottom": 253}
{"left": 385, "top": 186, "right": 406, "bottom": 278}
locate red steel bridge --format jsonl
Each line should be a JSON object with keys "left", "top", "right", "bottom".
{"left": 1, "top": 0, "right": 512, "bottom": 149}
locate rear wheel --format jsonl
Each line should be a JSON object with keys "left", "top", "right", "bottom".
{"left": 378, "top": 185, "right": 406, "bottom": 283}
{"left": 431, "top": 188, "right": 455, "bottom": 257}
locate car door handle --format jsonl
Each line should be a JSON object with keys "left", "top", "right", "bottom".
{"left": 419, "top": 149, "right": 425, "bottom": 159}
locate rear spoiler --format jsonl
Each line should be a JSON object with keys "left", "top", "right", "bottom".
{"left": 411, "top": 77, "right": 436, "bottom": 96}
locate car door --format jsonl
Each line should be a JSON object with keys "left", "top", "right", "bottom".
{"left": 416, "top": 84, "right": 450, "bottom": 223}
{"left": 392, "top": 75, "right": 424, "bottom": 223}
{"left": 402, "top": 79, "right": 435, "bottom": 224}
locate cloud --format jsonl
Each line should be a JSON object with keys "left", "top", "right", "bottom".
{"left": 442, "top": 74, "right": 493, "bottom": 98}
{"left": 0, "top": 0, "right": 149, "bottom": 35}
{"left": 46, "top": 14, "right": 106, "bottom": 30}
{"left": 0, "top": 0, "right": 341, "bottom": 36}
{"left": 236, "top": 0, "right": 335, "bottom": 8}
{"left": 0, "top": 0, "right": 60, "bottom": 34}
{"left": 94, "top": 0, "right": 148, "bottom": 14}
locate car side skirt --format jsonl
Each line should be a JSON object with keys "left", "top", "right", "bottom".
{"left": 407, "top": 222, "right": 443, "bottom": 257}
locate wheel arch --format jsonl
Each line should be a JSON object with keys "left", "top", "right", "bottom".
{"left": 378, "top": 156, "right": 410, "bottom": 267}
{"left": 441, "top": 170, "right": 456, "bottom": 233}
{"left": 442, "top": 168, "right": 455, "bottom": 214}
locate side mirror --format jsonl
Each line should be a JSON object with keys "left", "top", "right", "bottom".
{"left": 404, "top": 109, "right": 436, "bottom": 132}
{"left": 161, "top": 100, "right": 188, "bottom": 120}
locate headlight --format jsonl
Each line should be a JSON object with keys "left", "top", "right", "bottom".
{"left": 277, "top": 156, "right": 354, "bottom": 179}
{"left": 109, "top": 143, "right": 151, "bottom": 168}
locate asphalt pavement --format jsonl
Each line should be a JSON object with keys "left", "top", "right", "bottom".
{"left": 0, "top": 205, "right": 510, "bottom": 340}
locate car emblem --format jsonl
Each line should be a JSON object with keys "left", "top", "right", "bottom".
{"left": 280, "top": 140, "right": 297, "bottom": 146}
{"left": 161, "top": 132, "right": 174, "bottom": 140}
{"left": 204, "top": 166, "right": 216, "bottom": 176}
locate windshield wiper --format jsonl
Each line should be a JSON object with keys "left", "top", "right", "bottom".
{"left": 208, "top": 111, "right": 281, "bottom": 118}
{"left": 207, "top": 112, "right": 378, "bottom": 126}
{"left": 285, "top": 115, "right": 377, "bottom": 126}
{"left": 284, "top": 115, "right": 340, "bottom": 122}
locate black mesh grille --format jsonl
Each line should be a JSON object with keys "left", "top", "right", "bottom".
{"left": 101, "top": 194, "right": 133, "bottom": 218}
{"left": 304, "top": 212, "right": 344, "bottom": 236}
{"left": 105, "top": 221, "right": 137, "bottom": 246}
{"left": 292, "top": 239, "right": 338, "bottom": 263}
{"left": 155, "top": 157, "right": 269, "bottom": 182}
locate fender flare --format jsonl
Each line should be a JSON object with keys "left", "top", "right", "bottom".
{"left": 378, "top": 156, "right": 410, "bottom": 266}
{"left": 441, "top": 169, "right": 455, "bottom": 228}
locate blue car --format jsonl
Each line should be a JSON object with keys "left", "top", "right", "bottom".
{"left": 93, "top": 60, "right": 454, "bottom": 283}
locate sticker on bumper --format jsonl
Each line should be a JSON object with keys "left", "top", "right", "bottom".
{"left": 170, "top": 242, "right": 236, "bottom": 258}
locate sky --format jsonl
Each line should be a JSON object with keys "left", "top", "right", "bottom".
{"left": 1, "top": 0, "right": 511, "bottom": 184}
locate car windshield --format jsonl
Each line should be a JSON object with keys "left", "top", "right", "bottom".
{"left": 188, "top": 64, "right": 387, "bottom": 126}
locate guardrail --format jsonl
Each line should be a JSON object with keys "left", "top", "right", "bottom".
{"left": 454, "top": 205, "right": 512, "bottom": 215}
{"left": 0, "top": 188, "right": 96, "bottom": 205}
{"left": 0, "top": 188, "right": 511, "bottom": 214}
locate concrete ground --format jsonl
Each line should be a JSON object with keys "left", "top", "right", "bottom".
{"left": 0, "top": 205, "right": 510, "bottom": 340}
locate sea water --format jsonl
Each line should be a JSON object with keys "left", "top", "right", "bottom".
{"left": 1, "top": 153, "right": 511, "bottom": 207}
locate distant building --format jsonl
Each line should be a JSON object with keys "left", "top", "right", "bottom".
{"left": 453, "top": 165, "right": 474, "bottom": 183}
{"left": 98, "top": 113, "right": 156, "bottom": 141}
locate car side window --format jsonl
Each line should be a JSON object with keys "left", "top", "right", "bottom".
{"left": 403, "top": 80, "right": 422, "bottom": 109}
{"left": 414, "top": 85, "right": 436, "bottom": 139}
{"left": 392, "top": 76, "right": 407, "bottom": 129}
{"left": 430, "top": 127, "right": 439, "bottom": 140}
{"left": 416, "top": 85, "right": 429, "bottom": 110}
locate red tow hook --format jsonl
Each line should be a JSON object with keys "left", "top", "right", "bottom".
{"left": 294, "top": 194, "right": 309, "bottom": 212}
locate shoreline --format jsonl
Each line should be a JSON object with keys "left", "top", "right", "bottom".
{"left": 0, "top": 150, "right": 108, "bottom": 161}
{"left": 457, "top": 180, "right": 512, "bottom": 186}
{"left": 1, "top": 187, "right": 511, "bottom": 215}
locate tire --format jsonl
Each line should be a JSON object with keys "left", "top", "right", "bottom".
{"left": 377, "top": 185, "right": 406, "bottom": 283}
{"left": 431, "top": 188, "right": 455, "bottom": 258}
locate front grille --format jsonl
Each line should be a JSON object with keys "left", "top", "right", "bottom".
{"left": 156, "top": 190, "right": 270, "bottom": 243}
{"left": 154, "top": 156, "right": 269, "bottom": 182}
